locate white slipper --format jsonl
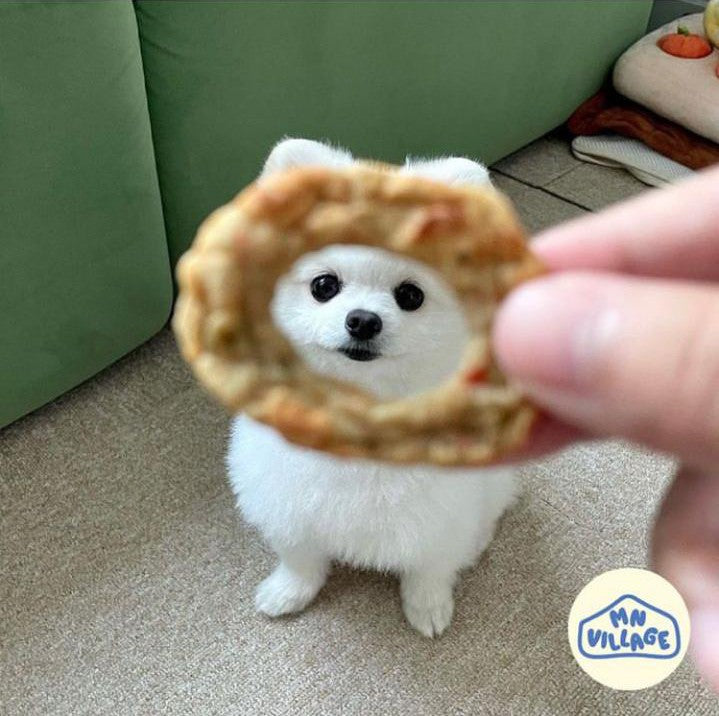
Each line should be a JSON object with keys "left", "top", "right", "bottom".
{"left": 571, "top": 134, "right": 693, "bottom": 187}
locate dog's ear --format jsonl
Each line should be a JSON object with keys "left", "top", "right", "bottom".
{"left": 401, "top": 156, "right": 491, "bottom": 188}
{"left": 261, "top": 138, "right": 354, "bottom": 178}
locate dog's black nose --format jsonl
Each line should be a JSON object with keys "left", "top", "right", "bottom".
{"left": 345, "top": 309, "right": 382, "bottom": 340}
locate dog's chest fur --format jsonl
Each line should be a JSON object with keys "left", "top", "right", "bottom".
{"left": 227, "top": 414, "right": 515, "bottom": 571}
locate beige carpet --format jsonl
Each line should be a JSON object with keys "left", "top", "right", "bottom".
{"left": 2, "top": 329, "right": 717, "bottom": 716}
{"left": 3, "top": 139, "right": 718, "bottom": 714}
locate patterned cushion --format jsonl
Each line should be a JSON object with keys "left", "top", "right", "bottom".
{"left": 614, "top": 13, "right": 719, "bottom": 144}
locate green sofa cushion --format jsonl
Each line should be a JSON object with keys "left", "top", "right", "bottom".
{"left": 135, "top": 0, "right": 651, "bottom": 266}
{"left": 0, "top": 2, "right": 172, "bottom": 427}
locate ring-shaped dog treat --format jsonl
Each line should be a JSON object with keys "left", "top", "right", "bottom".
{"left": 172, "top": 165, "right": 544, "bottom": 465}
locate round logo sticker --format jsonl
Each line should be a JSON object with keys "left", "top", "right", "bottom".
{"left": 568, "top": 567, "right": 690, "bottom": 690}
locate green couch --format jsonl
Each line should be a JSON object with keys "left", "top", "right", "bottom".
{"left": 0, "top": 1, "right": 652, "bottom": 428}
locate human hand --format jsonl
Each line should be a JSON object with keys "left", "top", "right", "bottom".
{"left": 492, "top": 165, "right": 719, "bottom": 691}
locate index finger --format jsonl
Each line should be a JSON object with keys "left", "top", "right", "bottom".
{"left": 532, "top": 165, "right": 719, "bottom": 282}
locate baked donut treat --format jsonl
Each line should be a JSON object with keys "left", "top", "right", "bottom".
{"left": 173, "top": 164, "right": 544, "bottom": 466}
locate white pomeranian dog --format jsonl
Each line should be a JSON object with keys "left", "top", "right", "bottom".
{"left": 226, "top": 139, "right": 517, "bottom": 637}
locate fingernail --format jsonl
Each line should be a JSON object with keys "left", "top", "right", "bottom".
{"left": 690, "top": 609, "right": 719, "bottom": 691}
{"left": 493, "top": 276, "right": 620, "bottom": 391}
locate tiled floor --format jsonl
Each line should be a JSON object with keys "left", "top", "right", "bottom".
{"left": 493, "top": 133, "right": 582, "bottom": 188}
{"left": 491, "top": 129, "right": 648, "bottom": 226}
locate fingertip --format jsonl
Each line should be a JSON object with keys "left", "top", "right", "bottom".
{"left": 492, "top": 279, "right": 549, "bottom": 374}
{"left": 531, "top": 221, "right": 613, "bottom": 272}
{"left": 492, "top": 274, "right": 590, "bottom": 386}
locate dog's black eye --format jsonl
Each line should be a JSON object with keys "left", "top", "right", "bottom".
{"left": 311, "top": 273, "right": 341, "bottom": 302}
{"left": 394, "top": 281, "right": 424, "bottom": 311}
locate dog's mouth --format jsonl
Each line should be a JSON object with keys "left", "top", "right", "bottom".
{"left": 338, "top": 342, "right": 381, "bottom": 362}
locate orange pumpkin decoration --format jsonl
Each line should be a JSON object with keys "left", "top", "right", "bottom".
{"left": 658, "top": 25, "right": 713, "bottom": 58}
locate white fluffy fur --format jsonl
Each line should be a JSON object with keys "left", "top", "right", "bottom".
{"left": 227, "top": 139, "right": 516, "bottom": 637}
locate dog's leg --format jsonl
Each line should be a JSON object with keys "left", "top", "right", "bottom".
{"left": 400, "top": 564, "right": 458, "bottom": 638}
{"left": 255, "top": 544, "right": 329, "bottom": 617}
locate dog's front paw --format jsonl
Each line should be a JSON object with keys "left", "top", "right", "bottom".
{"left": 402, "top": 595, "right": 454, "bottom": 638}
{"left": 400, "top": 572, "right": 455, "bottom": 638}
{"left": 255, "top": 565, "right": 323, "bottom": 617}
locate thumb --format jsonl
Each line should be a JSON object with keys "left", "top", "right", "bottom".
{"left": 492, "top": 273, "right": 719, "bottom": 467}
